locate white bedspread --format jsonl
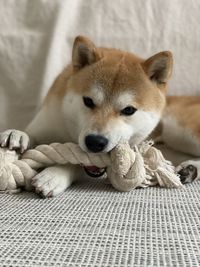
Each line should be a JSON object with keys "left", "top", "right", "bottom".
{"left": 0, "top": 0, "right": 200, "bottom": 130}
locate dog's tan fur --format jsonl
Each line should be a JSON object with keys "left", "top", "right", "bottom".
{"left": 165, "top": 96, "right": 200, "bottom": 139}
{"left": 1, "top": 36, "right": 200, "bottom": 196}
{"left": 46, "top": 43, "right": 169, "bottom": 113}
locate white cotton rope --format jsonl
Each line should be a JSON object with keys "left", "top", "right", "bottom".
{"left": 0, "top": 141, "right": 182, "bottom": 193}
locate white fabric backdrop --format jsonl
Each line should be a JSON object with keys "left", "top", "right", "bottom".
{"left": 0, "top": 0, "right": 200, "bottom": 131}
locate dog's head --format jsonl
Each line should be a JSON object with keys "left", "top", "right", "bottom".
{"left": 64, "top": 36, "right": 173, "bottom": 153}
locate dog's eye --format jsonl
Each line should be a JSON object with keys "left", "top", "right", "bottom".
{"left": 120, "top": 106, "right": 137, "bottom": 116}
{"left": 83, "top": 96, "right": 96, "bottom": 109}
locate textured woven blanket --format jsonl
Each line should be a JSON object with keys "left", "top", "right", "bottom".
{"left": 0, "top": 179, "right": 200, "bottom": 266}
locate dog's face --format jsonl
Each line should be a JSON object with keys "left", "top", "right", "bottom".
{"left": 63, "top": 36, "right": 173, "bottom": 153}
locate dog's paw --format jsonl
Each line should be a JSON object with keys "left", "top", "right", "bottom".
{"left": 0, "top": 129, "right": 30, "bottom": 153}
{"left": 31, "top": 166, "right": 72, "bottom": 197}
{"left": 176, "top": 160, "right": 200, "bottom": 183}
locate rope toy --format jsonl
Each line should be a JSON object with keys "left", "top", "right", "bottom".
{"left": 0, "top": 141, "right": 182, "bottom": 193}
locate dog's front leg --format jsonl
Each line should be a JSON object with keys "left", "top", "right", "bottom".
{"left": 31, "top": 164, "right": 83, "bottom": 197}
{"left": 0, "top": 129, "right": 33, "bottom": 153}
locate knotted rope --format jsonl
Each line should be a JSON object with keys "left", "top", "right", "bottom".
{"left": 0, "top": 141, "right": 182, "bottom": 193}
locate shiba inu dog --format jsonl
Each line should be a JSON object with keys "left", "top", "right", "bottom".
{"left": 0, "top": 36, "right": 200, "bottom": 197}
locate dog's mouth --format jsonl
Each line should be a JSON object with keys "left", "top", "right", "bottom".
{"left": 84, "top": 166, "right": 106, "bottom": 178}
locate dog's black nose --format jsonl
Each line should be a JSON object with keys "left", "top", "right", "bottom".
{"left": 85, "top": 135, "right": 108, "bottom": 153}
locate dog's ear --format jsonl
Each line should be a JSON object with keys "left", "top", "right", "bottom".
{"left": 72, "top": 36, "right": 100, "bottom": 70}
{"left": 142, "top": 51, "right": 173, "bottom": 84}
